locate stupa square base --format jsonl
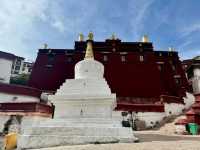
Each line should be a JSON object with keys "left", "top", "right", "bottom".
{"left": 18, "top": 119, "right": 137, "bottom": 149}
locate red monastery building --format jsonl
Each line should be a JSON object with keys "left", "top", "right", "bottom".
{"left": 28, "top": 33, "right": 190, "bottom": 115}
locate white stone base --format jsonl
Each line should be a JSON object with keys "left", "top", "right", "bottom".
{"left": 50, "top": 95, "right": 116, "bottom": 119}
{"left": 164, "top": 103, "right": 185, "bottom": 116}
{"left": 175, "top": 125, "right": 187, "bottom": 134}
{"left": 183, "top": 92, "right": 195, "bottom": 110}
{"left": 18, "top": 118, "right": 137, "bottom": 149}
{"left": 0, "top": 116, "right": 10, "bottom": 133}
{"left": 136, "top": 112, "right": 166, "bottom": 127}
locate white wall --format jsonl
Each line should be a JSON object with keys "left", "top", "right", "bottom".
{"left": 183, "top": 92, "right": 195, "bottom": 109}
{"left": 0, "top": 115, "right": 10, "bottom": 133}
{"left": 112, "top": 111, "right": 165, "bottom": 128}
{"left": 0, "top": 58, "right": 13, "bottom": 83}
{"left": 194, "top": 67, "right": 200, "bottom": 76}
{"left": 164, "top": 103, "right": 185, "bottom": 116}
{"left": 192, "top": 68, "right": 200, "bottom": 94}
{"left": 112, "top": 93, "right": 195, "bottom": 129}
{"left": 136, "top": 112, "right": 166, "bottom": 127}
{"left": 0, "top": 92, "right": 40, "bottom": 103}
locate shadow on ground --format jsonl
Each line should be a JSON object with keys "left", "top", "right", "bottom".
{"left": 135, "top": 132, "right": 200, "bottom": 142}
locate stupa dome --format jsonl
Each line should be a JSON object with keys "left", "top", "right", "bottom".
{"left": 75, "top": 41, "right": 104, "bottom": 79}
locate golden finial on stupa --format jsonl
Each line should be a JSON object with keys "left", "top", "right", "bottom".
{"left": 78, "top": 33, "right": 84, "bottom": 41}
{"left": 141, "top": 35, "right": 149, "bottom": 43}
{"left": 111, "top": 33, "right": 116, "bottom": 40}
{"left": 44, "top": 43, "right": 48, "bottom": 49}
{"left": 85, "top": 41, "right": 94, "bottom": 59}
{"left": 88, "top": 32, "right": 94, "bottom": 40}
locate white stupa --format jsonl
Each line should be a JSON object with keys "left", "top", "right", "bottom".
{"left": 18, "top": 38, "right": 137, "bottom": 149}
{"left": 50, "top": 41, "right": 116, "bottom": 119}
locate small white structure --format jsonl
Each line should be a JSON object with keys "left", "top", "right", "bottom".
{"left": 192, "top": 65, "right": 200, "bottom": 94}
{"left": 18, "top": 41, "right": 137, "bottom": 149}
{"left": 0, "top": 51, "right": 15, "bottom": 83}
{"left": 0, "top": 50, "right": 28, "bottom": 83}
{"left": 20, "top": 61, "right": 34, "bottom": 74}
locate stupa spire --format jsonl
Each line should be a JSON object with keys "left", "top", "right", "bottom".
{"left": 85, "top": 41, "right": 94, "bottom": 59}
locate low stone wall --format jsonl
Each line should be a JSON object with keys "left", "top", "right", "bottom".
{"left": 0, "top": 136, "right": 3, "bottom": 150}
{"left": 0, "top": 116, "right": 9, "bottom": 133}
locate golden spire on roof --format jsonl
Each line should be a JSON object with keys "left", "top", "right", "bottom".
{"left": 85, "top": 41, "right": 94, "bottom": 59}
{"left": 78, "top": 33, "right": 84, "bottom": 41}
{"left": 168, "top": 47, "right": 174, "bottom": 52}
{"left": 44, "top": 43, "right": 48, "bottom": 49}
{"left": 111, "top": 33, "right": 116, "bottom": 40}
{"left": 141, "top": 35, "right": 149, "bottom": 43}
{"left": 88, "top": 32, "right": 94, "bottom": 40}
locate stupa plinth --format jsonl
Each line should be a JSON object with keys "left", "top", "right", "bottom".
{"left": 18, "top": 40, "right": 137, "bottom": 149}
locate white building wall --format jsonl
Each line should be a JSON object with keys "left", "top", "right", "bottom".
{"left": 112, "top": 111, "right": 165, "bottom": 128}
{"left": 0, "top": 58, "right": 13, "bottom": 83}
{"left": 192, "top": 68, "right": 200, "bottom": 94}
{"left": 183, "top": 92, "right": 195, "bottom": 109}
{"left": 0, "top": 92, "right": 40, "bottom": 103}
{"left": 164, "top": 103, "right": 185, "bottom": 116}
{"left": 136, "top": 112, "right": 166, "bottom": 127}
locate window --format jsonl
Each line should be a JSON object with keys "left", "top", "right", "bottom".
{"left": 175, "top": 78, "right": 181, "bottom": 85}
{"left": 139, "top": 55, "right": 144, "bottom": 62}
{"left": 172, "top": 65, "right": 176, "bottom": 71}
{"left": 16, "top": 61, "right": 21, "bottom": 65}
{"left": 15, "top": 66, "right": 20, "bottom": 70}
{"left": 47, "top": 53, "right": 55, "bottom": 64}
{"left": 158, "top": 65, "right": 162, "bottom": 71}
{"left": 67, "top": 57, "right": 72, "bottom": 62}
{"left": 169, "top": 60, "right": 176, "bottom": 71}
{"left": 121, "top": 55, "right": 126, "bottom": 62}
{"left": 103, "top": 55, "right": 108, "bottom": 62}
{"left": 46, "top": 53, "right": 55, "bottom": 68}
{"left": 28, "top": 68, "right": 32, "bottom": 72}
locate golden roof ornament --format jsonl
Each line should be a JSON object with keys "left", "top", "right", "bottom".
{"left": 78, "top": 33, "right": 84, "bottom": 41}
{"left": 168, "top": 47, "right": 174, "bottom": 52}
{"left": 141, "top": 35, "right": 149, "bottom": 43}
{"left": 44, "top": 43, "right": 48, "bottom": 49}
{"left": 88, "top": 32, "right": 94, "bottom": 40}
{"left": 85, "top": 41, "right": 94, "bottom": 59}
{"left": 111, "top": 33, "right": 116, "bottom": 40}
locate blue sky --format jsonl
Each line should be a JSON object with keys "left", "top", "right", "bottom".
{"left": 0, "top": 0, "right": 200, "bottom": 61}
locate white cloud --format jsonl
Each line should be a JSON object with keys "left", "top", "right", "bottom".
{"left": 0, "top": 0, "right": 66, "bottom": 60}
{"left": 0, "top": 0, "right": 49, "bottom": 58}
{"left": 128, "top": 0, "right": 155, "bottom": 40}
{"left": 180, "top": 23, "right": 200, "bottom": 37}
{"left": 52, "top": 20, "right": 65, "bottom": 33}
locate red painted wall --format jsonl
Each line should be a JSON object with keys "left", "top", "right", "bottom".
{"left": 28, "top": 40, "right": 189, "bottom": 104}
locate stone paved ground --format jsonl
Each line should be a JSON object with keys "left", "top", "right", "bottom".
{"left": 0, "top": 136, "right": 3, "bottom": 150}
{"left": 32, "top": 141, "right": 200, "bottom": 150}
{"left": 31, "top": 131, "right": 200, "bottom": 150}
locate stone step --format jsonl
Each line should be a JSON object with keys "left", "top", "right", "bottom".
{"left": 56, "top": 86, "right": 111, "bottom": 95}
{"left": 20, "top": 126, "right": 132, "bottom": 137}
{"left": 22, "top": 122, "right": 121, "bottom": 127}
{"left": 18, "top": 134, "right": 136, "bottom": 149}
{"left": 49, "top": 94, "right": 115, "bottom": 100}
{"left": 21, "top": 119, "right": 123, "bottom": 129}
